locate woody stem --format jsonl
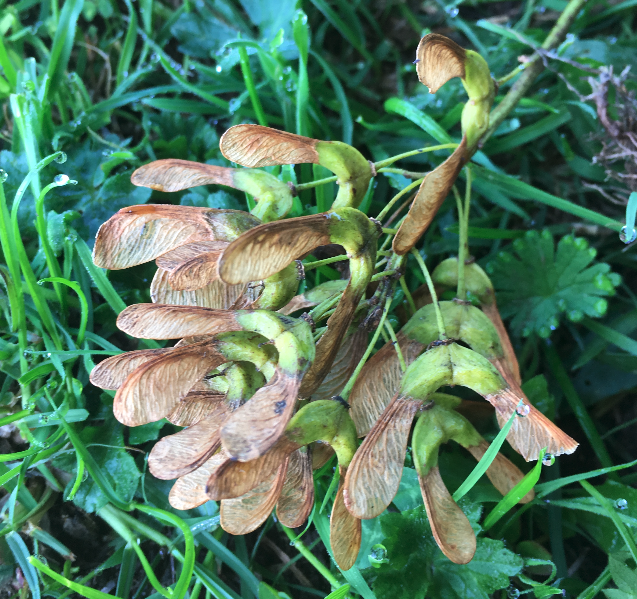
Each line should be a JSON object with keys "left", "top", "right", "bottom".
{"left": 479, "top": 0, "right": 589, "bottom": 150}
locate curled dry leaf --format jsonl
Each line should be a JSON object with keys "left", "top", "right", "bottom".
{"left": 148, "top": 404, "right": 228, "bottom": 480}
{"left": 466, "top": 439, "right": 534, "bottom": 503}
{"left": 276, "top": 449, "right": 314, "bottom": 528}
{"left": 207, "top": 436, "right": 298, "bottom": 500}
{"left": 419, "top": 466, "right": 476, "bottom": 564}
{"left": 220, "top": 369, "right": 301, "bottom": 462}
{"left": 151, "top": 269, "right": 249, "bottom": 310}
{"left": 349, "top": 331, "right": 425, "bottom": 436}
{"left": 117, "top": 304, "right": 243, "bottom": 339}
{"left": 220, "top": 459, "right": 289, "bottom": 535}
{"left": 169, "top": 450, "right": 229, "bottom": 511}
{"left": 219, "top": 215, "right": 331, "bottom": 285}
{"left": 486, "top": 387, "right": 579, "bottom": 461}
{"left": 331, "top": 478, "right": 362, "bottom": 571}
{"left": 166, "top": 391, "right": 226, "bottom": 426}
{"left": 89, "top": 348, "right": 172, "bottom": 390}
{"left": 393, "top": 136, "right": 468, "bottom": 255}
{"left": 312, "top": 329, "right": 367, "bottom": 401}
{"left": 344, "top": 394, "right": 421, "bottom": 519}
{"left": 114, "top": 342, "right": 225, "bottom": 426}
{"left": 416, "top": 33, "right": 466, "bottom": 94}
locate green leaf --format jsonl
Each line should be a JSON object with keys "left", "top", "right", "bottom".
{"left": 370, "top": 504, "right": 523, "bottom": 599}
{"left": 486, "top": 230, "right": 620, "bottom": 337}
{"left": 610, "top": 552, "right": 637, "bottom": 595}
{"left": 128, "top": 420, "right": 167, "bottom": 445}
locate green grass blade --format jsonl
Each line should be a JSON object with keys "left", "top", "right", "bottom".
{"left": 293, "top": 9, "right": 310, "bottom": 137}
{"left": 29, "top": 556, "right": 117, "bottom": 599}
{"left": 238, "top": 46, "right": 268, "bottom": 127}
{"left": 384, "top": 97, "right": 452, "bottom": 144}
{"left": 472, "top": 165, "right": 623, "bottom": 231}
{"left": 535, "top": 458, "right": 637, "bottom": 498}
{"left": 46, "top": 0, "right": 84, "bottom": 98}
{"left": 544, "top": 343, "right": 615, "bottom": 472}
{"left": 197, "top": 532, "right": 260, "bottom": 598}
{"left": 453, "top": 406, "right": 520, "bottom": 502}
{"left": 325, "top": 585, "right": 351, "bottom": 599}
{"left": 7, "top": 532, "right": 41, "bottom": 599}
{"left": 74, "top": 237, "right": 126, "bottom": 314}
{"left": 581, "top": 317, "right": 637, "bottom": 356}
{"left": 117, "top": 1, "right": 139, "bottom": 88}
{"left": 309, "top": 50, "right": 353, "bottom": 144}
{"left": 485, "top": 110, "right": 572, "bottom": 155}
{"left": 483, "top": 449, "right": 546, "bottom": 530}
{"left": 40, "top": 277, "right": 88, "bottom": 346}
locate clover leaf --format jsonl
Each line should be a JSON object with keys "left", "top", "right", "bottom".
{"left": 486, "top": 230, "right": 621, "bottom": 338}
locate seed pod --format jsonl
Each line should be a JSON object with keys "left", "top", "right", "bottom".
{"left": 344, "top": 394, "right": 422, "bottom": 519}
{"left": 330, "top": 468, "right": 362, "bottom": 571}
{"left": 276, "top": 448, "right": 314, "bottom": 528}
{"left": 411, "top": 398, "right": 533, "bottom": 563}
{"left": 432, "top": 258, "right": 520, "bottom": 384}
{"left": 220, "top": 459, "right": 289, "bottom": 535}
{"left": 93, "top": 205, "right": 259, "bottom": 270}
{"left": 150, "top": 268, "right": 251, "bottom": 310}
{"left": 415, "top": 34, "right": 495, "bottom": 148}
{"left": 148, "top": 403, "right": 228, "bottom": 480}
{"left": 155, "top": 241, "right": 227, "bottom": 291}
{"left": 392, "top": 137, "right": 468, "bottom": 255}
{"left": 344, "top": 342, "right": 505, "bottom": 519}
{"left": 220, "top": 125, "right": 372, "bottom": 209}
{"left": 218, "top": 208, "right": 380, "bottom": 397}
{"left": 167, "top": 391, "right": 226, "bottom": 427}
{"left": 131, "top": 159, "right": 294, "bottom": 223}
{"left": 169, "top": 449, "right": 229, "bottom": 510}
{"left": 349, "top": 331, "right": 425, "bottom": 437}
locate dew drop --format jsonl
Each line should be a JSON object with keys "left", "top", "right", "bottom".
{"left": 615, "top": 498, "right": 628, "bottom": 510}
{"left": 542, "top": 453, "right": 555, "bottom": 466}
{"left": 55, "top": 152, "right": 67, "bottom": 164}
{"left": 508, "top": 586, "right": 520, "bottom": 599}
{"left": 620, "top": 226, "right": 637, "bottom": 244}
{"left": 215, "top": 65, "right": 223, "bottom": 73}
{"left": 446, "top": 7, "right": 459, "bottom": 17}
{"left": 516, "top": 403, "right": 530, "bottom": 417}
{"left": 54, "top": 174, "right": 69, "bottom": 185}
{"left": 0, "top": 169, "right": 7, "bottom": 183}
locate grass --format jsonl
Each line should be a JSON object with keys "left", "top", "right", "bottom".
{"left": 1, "top": 0, "right": 637, "bottom": 598}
